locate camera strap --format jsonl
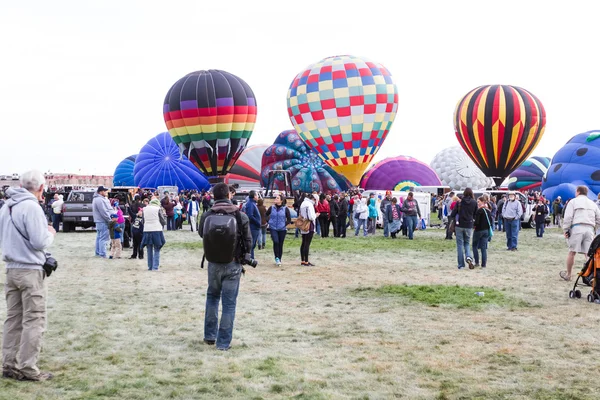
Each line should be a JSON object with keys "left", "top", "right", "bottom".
{"left": 8, "top": 204, "right": 31, "bottom": 242}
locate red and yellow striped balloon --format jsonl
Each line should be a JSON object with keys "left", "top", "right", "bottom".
{"left": 453, "top": 85, "right": 546, "bottom": 186}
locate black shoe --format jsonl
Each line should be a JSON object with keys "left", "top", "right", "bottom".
{"left": 139, "top": 256, "right": 144, "bottom": 260}
{"left": 129, "top": 255, "right": 137, "bottom": 259}
{"left": 306, "top": 262, "right": 316, "bottom": 266}
{"left": 204, "top": 339, "right": 216, "bottom": 345}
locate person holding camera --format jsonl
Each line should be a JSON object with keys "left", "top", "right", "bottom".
{"left": 0, "top": 171, "right": 56, "bottom": 381}
{"left": 199, "top": 183, "right": 253, "bottom": 351}
{"left": 560, "top": 186, "right": 600, "bottom": 281}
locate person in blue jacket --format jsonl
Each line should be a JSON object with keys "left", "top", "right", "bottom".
{"left": 265, "top": 194, "right": 292, "bottom": 267}
{"left": 243, "top": 190, "right": 261, "bottom": 259}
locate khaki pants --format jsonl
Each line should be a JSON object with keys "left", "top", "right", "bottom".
{"left": 110, "top": 239, "right": 122, "bottom": 258}
{"left": 2, "top": 269, "right": 46, "bottom": 378}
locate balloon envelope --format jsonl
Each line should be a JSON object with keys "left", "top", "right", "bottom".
{"left": 163, "top": 70, "right": 257, "bottom": 181}
{"left": 454, "top": 85, "right": 546, "bottom": 186}
{"left": 287, "top": 55, "right": 398, "bottom": 185}
{"left": 113, "top": 155, "right": 136, "bottom": 187}
{"left": 542, "top": 130, "right": 600, "bottom": 202}
{"left": 134, "top": 132, "right": 210, "bottom": 191}
{"left": 261, "top": 130, "right": 351, "bottom": 194}
{"left": 224, "top": 144, "right": 269, "bottom": 187}
{"left": 507, "top": 156, "right": 550, "bottom": 191}
{"left": 430, "top": 146, "right": 494, "bottom": 190}
{"left": 360, "top": 156, "right": 442, "bottom": 191}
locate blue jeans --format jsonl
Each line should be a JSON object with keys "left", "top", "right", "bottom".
{"left": 355, "top": 218, "right": 367, "bottom": 236}
{"left": 405, "top": 215, "right": 419, "bottom": 239}
{"left": 52, "top": 213, "right": 62, "bottom": 233}
{"left": 146, "top": 245, "right": 161, "bottom": 270}
{"left": 504, "top": 218, "right": 519, "bottom": 249}
{"left": 383, "top": 218, "right": 389, "bottom": 237}
{"left": 316, "top": 220, "right": 321, "bottom": 236}
{"left": 95, "top": 222, "right": 109, "bottom": 257}
{"left": 259, "top": 226, "right": 267, "bottom": 246}
{"left": 455, "top": 227, "right": 473, "bottom": 268}
{"left": 497, "top": 217, "right": 503, "bottom": 231}
{"left": 536, "top": 222, "right": 545, "bottom": 237}
{"left": 250, "top": 229, "right": 260, "bottom": 258}
{"left": 472, "top": 230, "right": 489, "bottom": 267}
{"left": 270, "top": 229, "right": 286, "bottom": 260}
{"left": 204, "top": 261, "right": 242, "bottom": 350}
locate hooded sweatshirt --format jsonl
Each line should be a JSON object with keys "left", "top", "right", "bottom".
{"left": 0, "top": 187, "right": 54, "bottom": 269}
{"left": 354, "top": 198, "right": 369, "bottom": 220}
{"left": 368, "top": 198, "right": 378, "bottom": 218}
{"left": 92, "top": 192, "right": 112, "bottom": 223}
{"left": 450, "top": 196, "right": 477, "bottom": 229}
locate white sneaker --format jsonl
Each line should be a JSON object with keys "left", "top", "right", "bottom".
{"left": 466, "top": 257, "right": 475, "bottom": 270}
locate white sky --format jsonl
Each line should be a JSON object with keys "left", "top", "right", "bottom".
{"left": 1, "top": 1, "right": 598, "bottom": 176}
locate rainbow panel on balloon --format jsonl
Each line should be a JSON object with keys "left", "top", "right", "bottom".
{"left": 287, "top": 55, "right": 398, "bottom": 186}
{"left": 163, "top": 70, "right": 256, "bottom": 182}
{"left": 261, "top": 130, "right": 351, "bottom": 194}
{"left": 454, "top": 85, "right": 546, "bottom": 186}
{"left": 360, "top": 156, "right": 442, "bottom": 191}
{"left": 113, "top": 155, "right": 136, "bottom": 187}
{"left": 542, "top": 130, "right": 600, "bottom": 202}
{"left": 430, "top": 147, "right": 494, "bottom": 190}
{"left": 224, "top": 144, "right": 269, "bottom": 187}
{"left": 507, "top": 156, "right": 550, "bottom": 191}
{"left": 134, "top": 132, "right": 210, "bottom": 191}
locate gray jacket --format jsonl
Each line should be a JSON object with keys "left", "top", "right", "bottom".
{"left": 0, "top": 188, "right": 54, "bottom": 269}
{"left": 92, "top": 192, "right": 112, "bottom": 223}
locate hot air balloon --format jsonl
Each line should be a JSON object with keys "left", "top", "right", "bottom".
{"left": 542, "top": 130, "right": 600, "bottom": 202}
{"left": 507, "top": 156, "right": 550, "bottom": 191}
{"left": 224, "top": 144, "right": 269, "bottom": 188}
{"left": 359, "top": 156, "right": 441, "bottom": 191}
{"left": 134, "top": 132, "right": 210, "bottom": 191}
{"left": 261, "top": 130, "right": 351, "bottom": 194}
{"left": 113, "top": 155, "right": 136, "bottom": 187}
{"left": 454, "top": 85, "right": 546, "bottom": 187}
{"left": 287, "top": 55, "right": 398, "bottom": 186}
{"left": 430, "top": 147, "right": 494, "bottom": 190}
{"left": 163, "top": 70, "right": 257, "bottom": 183}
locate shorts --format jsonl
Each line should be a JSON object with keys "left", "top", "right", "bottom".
{"left": 568, "top": 225, "right": 595, "bottom": 254}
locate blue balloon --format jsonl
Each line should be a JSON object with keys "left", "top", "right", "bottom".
{"left": 542, "top": 130, "right": 600, "bottom": 202}
{"left": 113, "top": 155, "right": 137, "bottom": 187}
{"left": 134, "top": 132, "right": 210, "bottom": 191}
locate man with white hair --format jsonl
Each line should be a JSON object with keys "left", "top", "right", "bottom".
{"left": 92, "top": 186, "right": 112, "bottom": 258}
{"left": 0, "top": 170, "right": 56, "bottom": 381}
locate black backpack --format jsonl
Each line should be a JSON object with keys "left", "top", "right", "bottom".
{"left": 202, "top": 209, "right": 243, "bottom": 265}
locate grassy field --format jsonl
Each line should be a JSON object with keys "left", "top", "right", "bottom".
{"left": 0, "top": 223, "right": 598, "bottom": 399}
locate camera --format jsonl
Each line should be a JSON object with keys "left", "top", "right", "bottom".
{"left": 43, "top": 254, "right": 58, "bottom": 277}
{"left": 241, "top": 253, "right": 258, "bottom": 268}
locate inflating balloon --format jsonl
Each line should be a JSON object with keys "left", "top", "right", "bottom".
{"left": 134, "top": 132, "right": 210, "bottom": 191}
{"left": 542, "top": 130, "right": 600, "bottom": 202}
{"left": 430, "top": 147, "right": 494, "bottom": 190}
{"left": 507, "top": 156, "right": 550, "bottom": 191}
{"left": 163, "top": 70, "right": 257, "bottom": 182}
{"left": 224, "top": 144, "right": 269, "bottom": 187}
{"left": 261, "top": 130, "right": 351, "bottom": 194}
{"left": 113, "top": 155, "right": 136, "bottom": 187}
{"left": 454, "top": 85, "right": 546, "bottom": 186}
{"left": 360, "top": 156, "right": 441, "bottom": 191}
{"left": 287, "top": 55, "right": 398, "bottom": 186}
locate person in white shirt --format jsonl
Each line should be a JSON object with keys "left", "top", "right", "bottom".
{"left": 187, "top": 195, "right": 200, "bottom": 232}
{"left": 51, "top": 194, "right": 64, "bottom": 232}
{"left": 560, "top": 186, "right": 600, "bottom": 281}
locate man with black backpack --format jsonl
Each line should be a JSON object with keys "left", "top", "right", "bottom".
{"left": 198, "top": 183, "right": 253, "bottom": 351}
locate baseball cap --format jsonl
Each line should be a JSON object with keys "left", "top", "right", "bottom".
{"left": 97, "top": 186, "right": 109, "bottom": 192}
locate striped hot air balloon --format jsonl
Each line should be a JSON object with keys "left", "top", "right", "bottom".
{"left": 453, "top": 85, "right": 546, "bottom": 187}
{"left": 507, "top": 156, "right": 551, "bottom": 191}
{"left": 163, "top": 70, "right": 257, "bottom": 183}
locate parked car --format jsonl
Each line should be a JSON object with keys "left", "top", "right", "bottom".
{"left": 62, "top": 190, "right": 96, "bottom": 232}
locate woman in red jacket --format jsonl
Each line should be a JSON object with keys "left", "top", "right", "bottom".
{"left": 316, "top": 194, "right": 331, "bottom": 238}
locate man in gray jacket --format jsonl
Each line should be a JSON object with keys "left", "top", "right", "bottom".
{"left": 92, "top": 186, "right": 112, "bottom": 258}
{"left": 0, "top": 170, "right": 55, "bottom": 381}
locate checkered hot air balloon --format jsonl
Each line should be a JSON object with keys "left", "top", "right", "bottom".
{"left": 454, "top": 85, "right": 546, "bottom": 187}
{"left": 163, "top": 70, "right": 257, "bottom": 183}
{"left": 287, "top": 55, "right": 398, "bottom": 186}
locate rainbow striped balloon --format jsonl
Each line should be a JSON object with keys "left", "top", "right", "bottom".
{"left": 163, "top": 70, "right": 257, "bottom": 182}
{"left": 287, "top": 55, "right": 398, "bottom": 186}
{"left": 454, "top": 85, "right": 546, "bottom": 186}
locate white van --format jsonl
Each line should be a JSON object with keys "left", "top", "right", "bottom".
{"left": 362, "top": 190, "right": 431, "bottom": 228}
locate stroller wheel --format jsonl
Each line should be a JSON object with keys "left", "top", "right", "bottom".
{"left": 575, "top": 290, "right": 582, "bottom": 298}
{"left": 587, "top": 294, "right": 594, "bottom": 303}
{"left": 569, "top": 290, "right": 575, "bottom": 299}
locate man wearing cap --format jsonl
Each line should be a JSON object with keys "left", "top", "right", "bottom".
{"left": 502, "top": 191, "right": 523, "bottom": 251}
{"left": 92, "top": 186, "right": 112, "bottom": 258}
{"left": 380, "top": 191, "right": 392, "bottom": 238}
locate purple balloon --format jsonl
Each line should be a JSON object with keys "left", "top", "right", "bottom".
{"left": 360, "top": 156, "right": 442, "bottom": 191}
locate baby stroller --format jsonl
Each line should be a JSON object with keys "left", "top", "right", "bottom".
{"left": 569, "top": 235, "right": 600, "bottom": 302}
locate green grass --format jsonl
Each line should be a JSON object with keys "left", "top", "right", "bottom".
{"left": 354, "top": 284, "right": 531, "bottom": 309}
